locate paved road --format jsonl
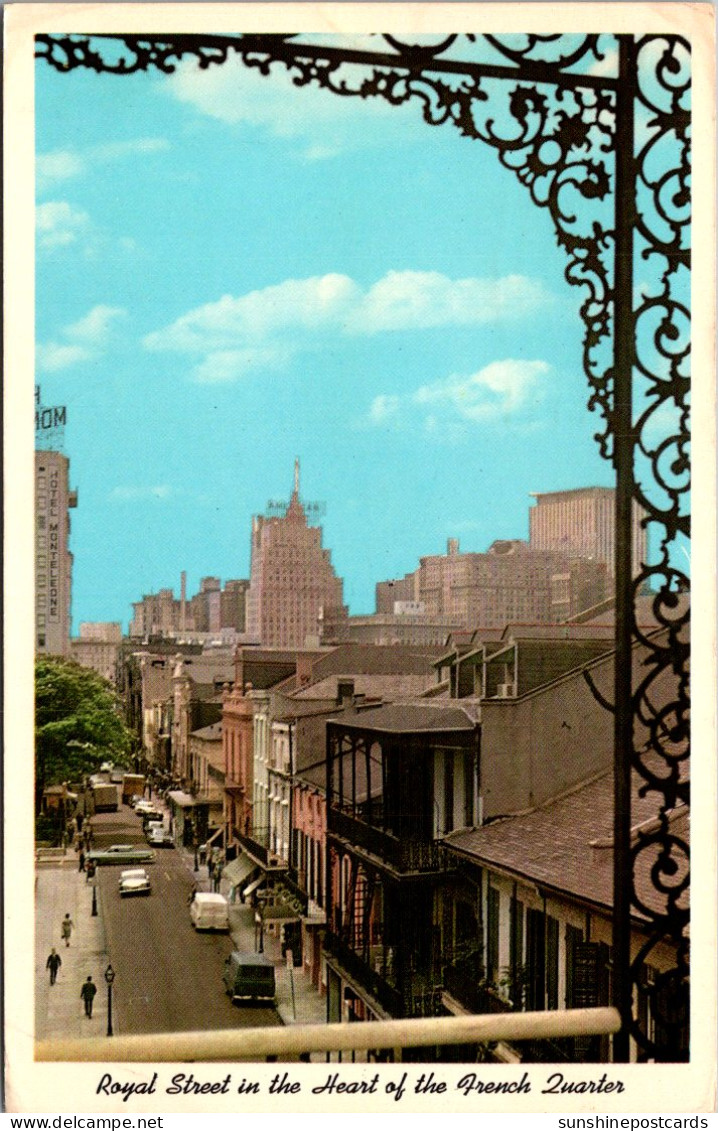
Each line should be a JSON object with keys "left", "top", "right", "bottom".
{"left": 91, "top": 807, "right": 281, "bottom": 1035}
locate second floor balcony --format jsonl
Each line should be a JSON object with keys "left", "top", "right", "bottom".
{"left": 329, "top": 807, "right": 448, "bottom": 874}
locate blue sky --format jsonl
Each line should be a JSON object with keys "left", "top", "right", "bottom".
{"left": 35, "top": 37, "right": 627, "bottom": 629}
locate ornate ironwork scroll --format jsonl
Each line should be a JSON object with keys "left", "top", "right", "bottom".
{"left": 36, "top": 30, "right": 690, "bottom": 1061}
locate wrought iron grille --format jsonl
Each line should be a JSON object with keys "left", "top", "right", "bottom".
{"left": 36, "top": 30, "right": 690, "bottom": 1062}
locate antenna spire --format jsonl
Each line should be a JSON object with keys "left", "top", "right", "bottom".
{"left": 294, "top": 457, "right": 300, "bottom": 496}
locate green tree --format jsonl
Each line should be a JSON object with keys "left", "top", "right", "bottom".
{"left": 35, "top": 656, "right": 133, "bottom": 813}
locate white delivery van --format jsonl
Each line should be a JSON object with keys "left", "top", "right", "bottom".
{"left": 190, "top": 892, "right": 229, "bottom": 932}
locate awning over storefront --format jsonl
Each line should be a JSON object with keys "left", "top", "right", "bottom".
{"left": 243, "top": 874, "right": 265, "bottom": 898}
{"left": 224, "top": 853, "right": 255, "bottom": 887}
{"left": 166, "top": 790, "right": 195, "bottom": 808}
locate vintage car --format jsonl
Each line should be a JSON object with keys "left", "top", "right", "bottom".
{"left": 87, "top": 844, "right": 156, "bottom": 866}
{"left": 147, "top": 826, "right": 174, "bottom": 848}
{"left": 190, "top": 893, "right": 229, "bottom": 932}
{"left": 223, "top": 952, "right": 276, "bottom": 1005}
{"left": 118, "top": 868, "right": 151, "bottom": 897}
{"left": 140, "top": 808, "right": 164, "bottom": 826}
{"left": 134, "top": 799, "right": 158, "bottom": 815}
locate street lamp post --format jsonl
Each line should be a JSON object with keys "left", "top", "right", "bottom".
{"left": 91, "top": 876, "right": 98, "bottom": 917}
{"left": 104, "top": 964, "right": 115, "bottom": 1037}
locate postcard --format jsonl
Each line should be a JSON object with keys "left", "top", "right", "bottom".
{"left": 4, "top": 1, "right": 716, "bottom": 1117}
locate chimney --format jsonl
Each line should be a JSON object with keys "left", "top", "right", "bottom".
{"left": 337, "top": 679, "right": 355, "bottom": 707}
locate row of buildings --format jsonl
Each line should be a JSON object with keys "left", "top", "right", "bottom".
{"left": 38, "top": 441, "right": 647, "bottom": 662}
{"left": 36, "top": 437, "right": 685, "bottom": 1062}
{"left": 116, "top": 591, "right": 688, "bottom": 1064}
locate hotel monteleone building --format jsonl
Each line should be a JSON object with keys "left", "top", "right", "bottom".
{"left": 246, "top": 462, "right": 347, "bottom": 649}
{"left": 35, "top": 385, "right": 77, "bottom": 657}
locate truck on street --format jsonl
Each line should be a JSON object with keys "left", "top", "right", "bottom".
{"left": 92, "top": 782, "right": 119, "bottom": 812}
{"left": 121, "top": 773, "right": 146, "bottom": 805}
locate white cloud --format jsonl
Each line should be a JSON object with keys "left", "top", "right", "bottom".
{"left": 193, "top": 346, "right": 291, "bottom": 383}
{"left": 36, "top": 304, "right": 128, "bottom": 373}
{"left": 36, "top": 343, "right": 93, "bottom": 373}
{"left": 64, "top": 305, "right": 126, "bottom": 346}
{"left": 368, "top": 394, "right": 401, "bottom": 424}
{"left": 161, "top": 56, "right": 422, "bottom": 160}
{"left": 350, "top": 271, "right": 551, "bottom": 333}
{"left": 37, "top": 138, "right": 169, "bottom": 192}
{"left": 145, "top": 274, "right": 359, "bottom": 354}
{"left": 36, "top": 151, "right": 85, "bottom": 188}
{"left": 36, "top": 201, "right": 92, "bottom": 250}
{"left": 362, "top": 358, "right": 550, "bottom": 433}
{"left": 414, "top": 359, "right": 549, "bottom": 421}
{"left": 144, "top": 269, "right": 553, "bottom": 381}
{"left": 110, "top": 485, "right": 173, "bottom": 501}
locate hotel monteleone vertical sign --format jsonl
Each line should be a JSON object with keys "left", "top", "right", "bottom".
{"left": 35, "top": 384, "right": 66, "bottom": 452}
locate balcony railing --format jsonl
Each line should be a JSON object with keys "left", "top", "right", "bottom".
{"left": 325, "top": 930, "right": 403, "bottom": 1017}
{"left": 443, "top": 963, "right": 514, "bottom": 1017}
{"left": 233, "top": 827, "right": 275, "bottom": 866}
{"left": 330, "top": 809, "right": 446, "bottom": 873}
{"left": 36, "top": 1007, "right": 621, "bottom": 1062}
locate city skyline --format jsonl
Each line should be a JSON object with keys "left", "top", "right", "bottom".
{"left": 37, "top": 36, "right": 643, "bottom": 631}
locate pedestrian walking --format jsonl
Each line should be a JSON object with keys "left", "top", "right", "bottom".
{"left": 85, "top": 859, "right": 96, "bottom": 883}
{"left": 75, "top": 813, "right": 83, "bottom": 834}
{"left": 80, "top": 976, "right": 97, "bottom": 1018}
{"left": 46, "top": 948, "right": 62, "bottom": 985}
{"left": 61, "top": 913, "right": 74, "bottom": 947}
{"left": 78, "top": 848, "right": 86, "bottom": 873}
{"left": 214, "top": 861, "right": 223, "bottom": 893}
{"left": 207, "top": 858, "right": 215, "bottom": 884}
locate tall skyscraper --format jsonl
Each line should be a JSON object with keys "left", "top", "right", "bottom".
{"left": 35, "top": 450, "right": 77, "bottom": 655}
{"left": 529, "top": 486, "right": 648, "bottom": 578}
{"left": 246, "top": 461, "right": 347, "bottom": 648}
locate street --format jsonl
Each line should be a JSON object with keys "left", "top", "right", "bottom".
{"left": 91, "top": 807, "right": 281, "bottom": 1035}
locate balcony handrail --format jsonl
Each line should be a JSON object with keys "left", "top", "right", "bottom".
{"left": 36, "top": 1006, "right": 620, "bottom": 1062}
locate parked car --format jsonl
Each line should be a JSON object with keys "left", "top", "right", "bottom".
{"left": 118, "top": 868, "right": 151, "bottom": 897}
{"left": 190, "top": 892, "right": 229, "bottom": 932}
{"left": 134, "top": 799, "right": 157, "bottom": 815}
{"left": 147, "top": 826, "right": 174, "bottom": 848}
{"left": 87, "top": 844, "right": 156, "bottom": 866}
{"left": 223, "top": 951, "right": 276, "bottom": 1005}
{"left": 140, "top": 808, "right": 164, "bottom": 826}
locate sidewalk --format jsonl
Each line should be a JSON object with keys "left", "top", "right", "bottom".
{"left": 35, "top": 798, "right": 329, "bottom": 1046}
{"left": 35, "top": 852, "right": 111, "bottom": 1041}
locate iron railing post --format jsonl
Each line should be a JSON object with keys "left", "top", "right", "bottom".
{"left": 612, "top": 34, "right": 638, "bottom": 1064}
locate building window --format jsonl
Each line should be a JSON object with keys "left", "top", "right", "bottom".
{"left": 486, "top": 886, "right": 500, "bottom": 985}
{"left": 565, "top": 923, "right": 584, "bottom": 1008}
{"left": 546, "top": 915, "right": 559, "bottom": 1010}
{"left": 526, "top": 908, "right": 546, "bottom": 1011}
{"left": 509, "top": 894, "right": 524, "bottom": 1004}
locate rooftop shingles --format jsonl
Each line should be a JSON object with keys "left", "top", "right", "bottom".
{"left": 292, "top": 673, "right": 433, "bottom": 702}
{"left": 446, "top": 751, "right": 689, "bottom": 918}
{"left": 330, "top": 703, "right": 479, "bottom": 733}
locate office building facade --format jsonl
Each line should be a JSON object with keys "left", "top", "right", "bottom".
{"left": 35, "top": 450, "right": 77, "bottom": 656}
{"left": 529, "top": 486, "right": 648, "bottom": 578}
{"left": 246, "top": 464, "right": 346, "bottom": 648}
